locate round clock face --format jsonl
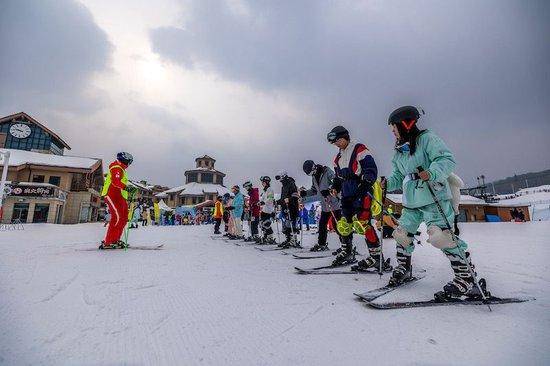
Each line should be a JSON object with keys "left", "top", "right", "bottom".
{"left": 9, "top": 123, "right": 32, "bottom": 139}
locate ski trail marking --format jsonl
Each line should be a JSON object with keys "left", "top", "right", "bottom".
{"left": 39, "top": 272, "right": 79, "bottom": 303}
{"left": 279, "top": 305, "right": 324, "bottom": 336}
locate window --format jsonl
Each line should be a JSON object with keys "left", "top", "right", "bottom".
{"left": 48, "top": 176, "right": 61, "bottom": 186}
{"left": 33, "top": 204, "right": 50, "bottom": 223}
{"left": 202, "top": 173, "right": 213, "bottom": 183}
{"left": 187, "top": 173, "right": 198, "bottom": 183}
{"left": 32, "top": 175, "right": 45, "bottom": 183}
{"left": 12, "top": 203, "right": 29, "bottom": 222}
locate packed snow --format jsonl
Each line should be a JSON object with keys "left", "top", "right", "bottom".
{"left": 0, "top": 222, "right": 549, "bottom": 365}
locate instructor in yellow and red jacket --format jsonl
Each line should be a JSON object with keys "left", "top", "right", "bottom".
{"left": 101, "top": 152, "right": 133, "bottom": 248}
{"left": 213, "top": 196, "right": 224, "bottom": 234}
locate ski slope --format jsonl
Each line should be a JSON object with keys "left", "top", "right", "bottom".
{"left": 0, "top": 222, "right": 548, "bottom": 365}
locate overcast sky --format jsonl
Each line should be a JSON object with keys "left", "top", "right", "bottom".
{"left": 1, "top": 0, "right": 549, "bottom": 190}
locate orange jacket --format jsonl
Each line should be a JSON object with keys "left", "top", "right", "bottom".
{"left": 213, "top": 201, "right": 223, "bottom": 218}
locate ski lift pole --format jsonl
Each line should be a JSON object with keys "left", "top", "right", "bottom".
{"left": 416, "top": 167, "right": 491, "bottom": 311}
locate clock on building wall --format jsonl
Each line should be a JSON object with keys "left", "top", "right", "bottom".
{"left": 9, "top": 123, "right": 32, "bottom": 139}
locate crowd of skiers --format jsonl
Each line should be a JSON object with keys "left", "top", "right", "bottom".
{"left": 101, "top": 105, "right": 489, "bottom": 301}
{"left": 210, "top": 105, "right": 488, "bottom": 300}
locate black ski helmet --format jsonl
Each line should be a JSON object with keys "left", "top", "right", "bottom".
{"left": 231, "top": 185, "right": 240, "bottom": 192}
{"left": 303, "top": 160, "right": 316, "bottom": 175}
{"left": 327, "top": 125, "right": 349, "bottom": 143}
{"left": 388, "top": 106, "right": 421, "bottom": 128}
{"left": 243, "top": 181, "right": 253, "bottom": 190}
{"left": 260, "top": 176, "right": 271, "bottom": 184}
{"left": 117, "top": 151, "right": 133, "bottom": 165}
{"left": 275, "top": 170, "right": 288, "bottom": 181}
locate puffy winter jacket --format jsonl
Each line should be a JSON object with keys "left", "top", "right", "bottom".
{"left": 232, "top": 192, "right": 244, "bottom": 218}
{"left": 247, "top": 188, "right": 261, "bottom": 217}
{"left": 386, "top": 130, "right": 455, "bottom": 208}
{"left": 333, "top": 140, "right": 377, "bottom": 199}
{"left": 304, "top": 165, "right": 341, "bottom": 212}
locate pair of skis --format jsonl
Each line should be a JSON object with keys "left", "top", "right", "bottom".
{"left": 77, "top": 244, "right": 164, "bottom": 251}
{"left": 353, "top": 273, "right": 534, "bottom": 309}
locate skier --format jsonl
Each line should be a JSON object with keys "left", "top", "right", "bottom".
{"left": 327, "top": 126, "right": 389, "bottom": 270}
{"left": 213, "top": 196, "right": 223, "bottom": 234}
{"left": 222, "top": 193, "right": 231, "bottom": 235}
{"left": 275, "top": 170, "right": 300, "bottom": 248}
{"left": 300, "top": 160, "right": 343, "bottom": 252}
{"left": 243, "top": 181, "right": 261, "bottom": 241}
{"left": 100, "top": 152, "right": 134, "bottom": 249}
{"left": 300, "top": 204, "right": 310, "bottom": 231}
{"left": 382, "top": 105, "right": 483, "bottom": 298}
{"left": 258, "top": 176, "right": 276, "bottom": 244}
{"left": 228, "top": 185, "right": 244, "bottom": 240}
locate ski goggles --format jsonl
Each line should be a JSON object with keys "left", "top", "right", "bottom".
{"left": 395, "top": 142, "right": 410, "bottom": 153}
{"left": 327, "top": 131, "right": 338, "bottom": 143}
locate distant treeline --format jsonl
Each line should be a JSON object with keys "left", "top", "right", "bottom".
{"left": 487, "top": 169, "right": 550, "bottom": 195}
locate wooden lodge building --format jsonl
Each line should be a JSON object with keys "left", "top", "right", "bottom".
{"left": 0, "top": 112, "right": 104, "bottom": 224}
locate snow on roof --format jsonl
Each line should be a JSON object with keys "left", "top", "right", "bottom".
{"left": 179, "top": 182, "right": 231, "bottom": 196}
{"left": 386, "top": 193, "right": 486, "bottom": 205}
{"left": 128, "top": 180, "right": 154, "bottom": 191}
{"left": 491, "top": 191, "right": 550, "bottom": 207}
{"left": 2, "top": 148, "right": 100, "bottom": 170}
{"left": 156, "top": 183, "right": 231, "bottom": 197}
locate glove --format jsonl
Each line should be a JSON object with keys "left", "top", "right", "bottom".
{"left": 320, "top": 190, "right": 330, "bottom": 198}
{"left": 258, "top": 201, "right": 265, "bottom": 206}
{"left": 271, "top": 212, "right": 276, "bottom": 219}
{"left": 226, "top": 206, "right": 234, "bottom": 211}
{"left": 358, "top": 180, "right": 373, "bottom": 194}
{"left": 299, "top": 190, "right": 307, "bottom": 198}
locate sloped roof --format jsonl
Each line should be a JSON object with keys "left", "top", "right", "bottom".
{"left": 155, "top": 182, "right": 231, "bottom": 198}
{"left": 195, "top": 155, "right": 215, "bottom": 162}
{"left": 2, "top": 148, "right": 100, "bottom": 170}
{"left": 0, "top": 112, "right": 71, "bottom": 149}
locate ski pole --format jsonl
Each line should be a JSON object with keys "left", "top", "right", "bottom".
{"left": 123, "top": 189, "right": 136, "bottom": 248}
{"left": 416, "top": 167, "right": 491, "bottom": 310}
{"left": 275, "top": 208, "right": 281, "bottom": 244}
{"left": 378, "top": 177, "right": 387, "bottom": 277}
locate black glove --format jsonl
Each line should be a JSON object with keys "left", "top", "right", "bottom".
{"left": 226, "top": 206, "right": 234, "bottom": 211}
{"left": 357, "top": 180, "right": 373, "bottom": 194}
{"left": 320, "top": 190, "right": 330, "bottom": 198}
{"left": 331, "top": 177, "right": 342, "bottom": 193}
{"left": 271, "top": 212, "right": 276, "bottom": 219}
{"left": 299, "top": 190, "right": 307, "bottom": 198}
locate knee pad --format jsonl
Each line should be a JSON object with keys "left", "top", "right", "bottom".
{"left": 427, "top": 226, "right": 456, "bottom": 249}
{"left": 393, "top": 226, "right": 413, "bottom": 248}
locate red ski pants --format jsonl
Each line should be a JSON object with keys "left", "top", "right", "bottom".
{"left": 104, "top": 190, "right": 128, "bottom": 244}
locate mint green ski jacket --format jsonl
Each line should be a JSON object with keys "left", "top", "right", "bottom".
{"left": 386, "top": 130, "right": 456, "bottom": 209}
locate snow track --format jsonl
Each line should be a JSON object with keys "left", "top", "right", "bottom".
{"left": 0, "top": 222, "right": 548, "bottom": 365}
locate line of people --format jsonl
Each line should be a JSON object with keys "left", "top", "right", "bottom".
{"left": 211, "top": 105, "right": 487, "bottom": 299}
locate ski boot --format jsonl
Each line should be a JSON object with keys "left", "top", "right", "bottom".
{"left": 435, "top": 251, "right": 480, "bottom": 300}
{"left": 244, "top": 236, "right": 255, "bottom": 242}
{"left": 278, "top": 238, "right": 291, "bottom": 248}
{"left": 388, "top": 263, "right": 412, "bottom": 286}
{"left": 310, "top": 243, "right": 329, "bottom": 252}
{"left": 351, "top": 256, "right": 392, "bottom": 272}
{"left": 331, "top": 247, "right": 343, "bottom": 256}
{"left": 263, "top": 235, "right": 276, "bottom": 245}
{"left": 289, "top": 235, "right": 302, "bottom": 248}
{"left": 331, "top": 244, "right": 356, "bottom": 266}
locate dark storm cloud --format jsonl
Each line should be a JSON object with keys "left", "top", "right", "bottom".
{"left": 0, "top": 0, "right": 112, "bottom": 114}
{"left": 151, "top": 0, "right": 550, "bottom": 186}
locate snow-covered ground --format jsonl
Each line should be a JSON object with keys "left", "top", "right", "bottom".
{"left": 1, "top": 222, "right": 549, "bottom": 365}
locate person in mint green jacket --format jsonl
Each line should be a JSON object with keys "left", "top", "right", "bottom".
{"left": 382, "top": 106, "right": 483, "bottom": 299}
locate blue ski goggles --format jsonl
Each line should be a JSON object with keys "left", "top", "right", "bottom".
{"left": 395, "top": 142, "right": 410, "bottom": 153}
